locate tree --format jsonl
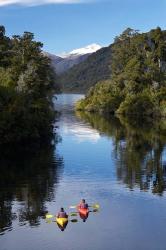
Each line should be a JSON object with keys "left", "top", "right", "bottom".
{"left": 0, "top": 25, "right": 5, "bottom": 38}
{"left": 0, "top": 26, "right": 56, "bottom": 145}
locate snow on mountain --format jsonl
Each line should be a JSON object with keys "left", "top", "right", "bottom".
{"left": 62, "top": 43, "right": 102, "bottom": 58}
{"left": 45, "top": 43, "right": 102, "bottom": 75}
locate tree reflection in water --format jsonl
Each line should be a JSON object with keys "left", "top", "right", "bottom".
{"left": 76, "top": 111, "right": 166, "bottom": 195}
{"left": 0, "top": 142, "right": 63, "bottom": 234}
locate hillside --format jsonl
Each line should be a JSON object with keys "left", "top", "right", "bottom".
{"left": 43, "top": 52, "right": 63, "bottom": 67}
{"left": 76, "top": 27, "right": 166, "bottom": 117}
{"left": 55, "top": 53, "right": 90, "bottom": 75}
{"left": 58, "top": 46, "right": 112, "bottom": 93}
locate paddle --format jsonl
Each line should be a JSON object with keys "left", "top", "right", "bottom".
{"left": 46, "top": 204, "right": 100, "bottom": 219}
{"left": 46, "top": 219, "right": 52, "bottom": 224}
{"left": 52, "top": 219, "right": 78, "bottom": 223}
{"left": 70, "top": 209, "right": 98, "bottom": 216}
{"left": 46, "top": 212, "right": 79, "bottom": 219}
{"left": 91, "top": 209, "right": 98, "bottom": 213}
{"left": 45, "top": 214, "right": 54, "bottom": 219}
{"left": 91, "top": 204, "right": 100, "bottom": 209}
{"left": 70, "top": 212, "right": 78, "bottom": 216}
{"left": 70, "top": 219, "right": 78, "bottom": 223}
{"left": 45, "top": 214, "right": 78, "bottom": 223}
{"left": 70, "top": 203, "right": 100, "bottom": 209}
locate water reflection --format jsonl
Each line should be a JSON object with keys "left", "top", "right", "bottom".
{"left": 63, "top": 122, "right": 100, "bottom": 143}
{"left": 0, "top": 144, "right": 63, "bottom": 235}
{"left": 78, "top": 211, "right": 89, "bottom": 222}
{"left": 76, "top": 112, "right": 166, "bottom": 195}
{"left": 55, "top": 94, "right": 101, "bottom": 143}
{"left": 56, "top": 219, "right": 68, "bottom": 232}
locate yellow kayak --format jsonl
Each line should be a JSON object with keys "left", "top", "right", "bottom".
{"left": 56, "top": 217, "right": 68, "bottom": 227}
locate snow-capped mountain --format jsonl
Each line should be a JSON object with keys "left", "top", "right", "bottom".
{"left": 46, "top": 43, "right": 102, "bottom": 75}
{"left": 62, "top": 44, "right": 102, "bottom": 58}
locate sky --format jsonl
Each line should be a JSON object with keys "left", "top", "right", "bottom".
{"left": 0, "top": 0, "right": 165, "bottom": 54}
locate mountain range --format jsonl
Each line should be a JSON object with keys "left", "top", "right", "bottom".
{"left": 46, "top": 44, "right": 102, "bottom": 75}
{"left": 58, "top": 45, "right": 112, "bottom": 93}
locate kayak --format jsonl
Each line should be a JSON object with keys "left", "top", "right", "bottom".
{"left": 78, "top": 207, "right": 89, "bottom": 217}
{"left": 56, "top": 217, "right": 68, "bottom": 227}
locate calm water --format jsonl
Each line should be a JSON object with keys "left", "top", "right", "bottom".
{"left": 0, "top": 94, "right": 166, "bottom": 250}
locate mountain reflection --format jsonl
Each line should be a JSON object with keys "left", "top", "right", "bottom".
{"left": 76, "top": 112, "right": 166, "bottom": 195}
{"left": 0, "top": 143, "right": 63, "bottom": 234}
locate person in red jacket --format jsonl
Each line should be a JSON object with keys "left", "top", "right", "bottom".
{"left": 77, "top": 199, "right": 89, "bottom": 222}
{"left": 78, "top": 199, "right": 89, "bottom": 209}
{"left": 57, "top": 208, "right": 68, "bottom": 218}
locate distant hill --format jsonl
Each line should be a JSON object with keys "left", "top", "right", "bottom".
{"left": 55, "top": 53, "right": 91, "bottom": 75}
{"left": 43, "top": 52, "right": 63, "bottom": 67}
{"left": 45, "top": 44, "right": 101, "bottom": 75}
{"left": 58, "top": 45, "right": 112, "bottom": 93}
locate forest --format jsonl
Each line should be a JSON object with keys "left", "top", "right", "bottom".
{"left": 76, "top": 27, "right": 166, "bottom": 117}
{"left": 0, "top": 26, "right": 56, "bottom": 145}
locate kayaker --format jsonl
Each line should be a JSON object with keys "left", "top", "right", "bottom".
{"left": 78, "top": 199, "right": 89, "bottom": 209}
{"left": 57, "top": 208, "right": 68, "bottom": 218}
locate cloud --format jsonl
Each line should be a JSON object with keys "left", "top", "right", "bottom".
{"left": 63, "top": 123, "right": 101, "bottom": 143}
{"left": 0, "top": 0, "right": 89, "bottom": 7}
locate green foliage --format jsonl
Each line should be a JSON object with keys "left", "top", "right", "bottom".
{"left": 0, "top": 67, "right": 13, "bottom": 87}
{"left": 0, "top": 25, "right": 56, "bottom": 145}
{"left": 0, "top": 90, "right": 54, "bottom": 144}
{"left": 77, "top": 27, "right": 166, "bottom": 117}
{"left": 76, "top": 80, "right": 124, "bottom": 113}
{"left": 116, "top": 91, "right": 159, "bottom": 116}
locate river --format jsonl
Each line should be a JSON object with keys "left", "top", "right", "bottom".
{"left": 0, "top": 94, "right": 166, "bottom": 250}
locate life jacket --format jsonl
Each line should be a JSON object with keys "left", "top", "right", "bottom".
{"left": 79, "top": 203, "right": 88, "bottom": 209}
{"left": 58, "top": 211, "right": 67, "bottom": 218}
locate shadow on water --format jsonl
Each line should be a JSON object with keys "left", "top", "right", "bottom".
{"left": 76, "top": 111, "right": 166, "bottom": 196}
{"left": 0, "top": 141, "right": 64, "bottom": 235}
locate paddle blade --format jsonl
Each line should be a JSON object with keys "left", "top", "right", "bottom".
{"left": 46, "top": 214, "right": 54, "bottom": 219}
{"left": 70, "top": 213, "right": 78, "bottom": 217}
{"left": 91, "top": 204, "right": 100, "bottom": 209}
{"left": 92, "top": 209, "right": 98, "bottom": 212}
{"left": 70, "top": 219, "right": 78, "bottom": 223}
{"left": 69, "top": 206, "right": 76, "bottom": 209}
{"left": 46, "top": 219, "right": 52, "bottom": 224}
{"left": 70, "top": 204, "right": 100, "bottom": 209}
